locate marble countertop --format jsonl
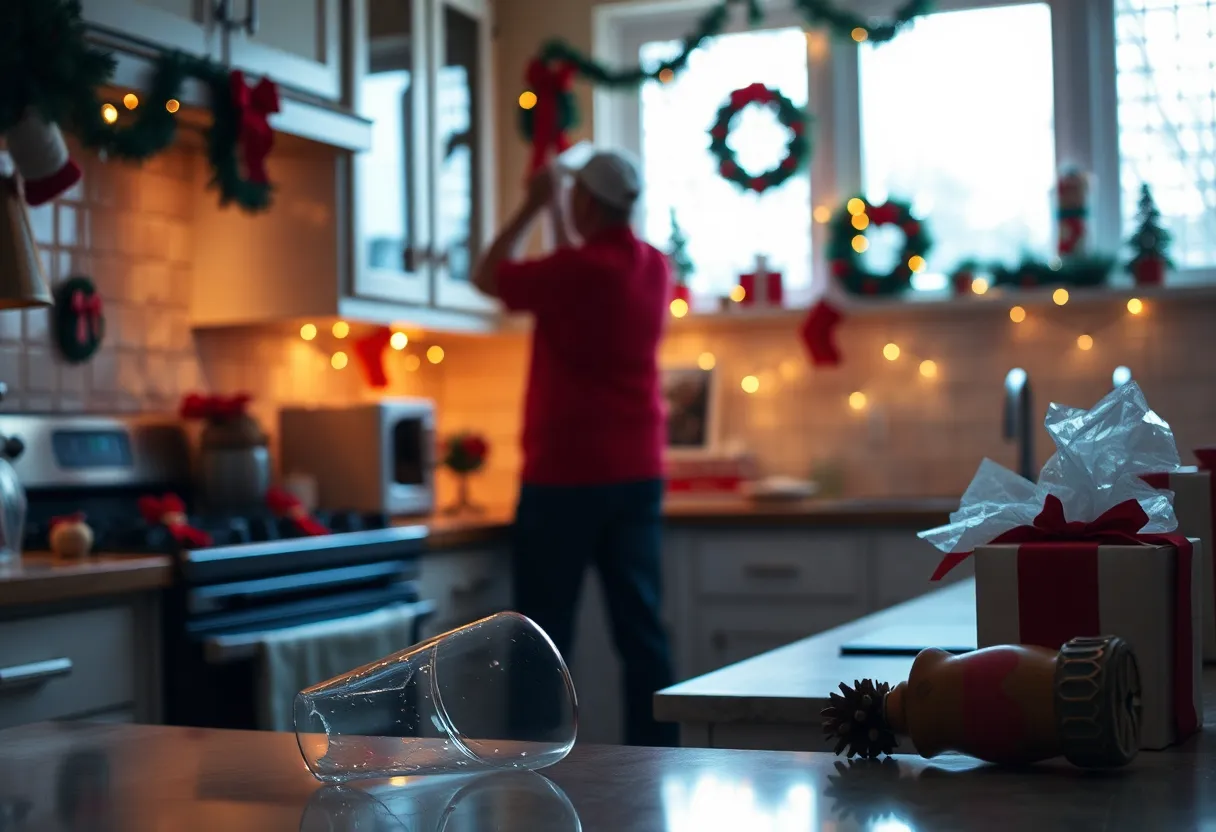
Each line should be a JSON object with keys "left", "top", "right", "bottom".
{"left": 655, "top": 578, "right": 1216, "bottom": 733}
{"left": 1, "top": 720, "right": 1212, "bottom": 831}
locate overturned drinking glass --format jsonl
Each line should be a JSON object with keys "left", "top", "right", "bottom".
{"left": 295, "top": 612, "right": 578, "bottom": 783}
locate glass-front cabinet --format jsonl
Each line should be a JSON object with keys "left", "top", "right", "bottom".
{"left": 352, "top": 0, "right": 494, "bottom": 312}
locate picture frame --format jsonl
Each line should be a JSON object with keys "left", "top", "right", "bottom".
{"left": 660, "top": 364, "right": 718, "bottom": 457}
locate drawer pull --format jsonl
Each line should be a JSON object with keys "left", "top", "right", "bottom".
{"left": 743, "top": 564, "right": 800, "bottom": 580}
{"left": 0, "top": 658, "right": 73, "bottom": 691}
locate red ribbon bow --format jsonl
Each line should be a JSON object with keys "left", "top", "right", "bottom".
{"left": 71, "top": 290, "right": 103, "bottom": 346}
{"left": 137, "top": 493, "right": 212, "bottom": 549}
{"left": 230, "top": 70, "right": 280, "bottom": 186}
{"left": 525, "top": 59, "right": 575, "bottom": 177}
{"left": 933, "top": 494, "right": 1198, "bottom": 740}
{"left": 266, "top": 487, "right": 329, "bottom": 536}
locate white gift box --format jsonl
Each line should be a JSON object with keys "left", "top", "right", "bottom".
{"left": 1143, "top": 467, "right": 1216, "bottom": 662}
{"left": 975, "top": 538, "right": 1203, "bottom": 750}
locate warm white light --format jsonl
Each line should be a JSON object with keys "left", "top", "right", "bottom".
{"left": 299, "top": 323, "right": 317, "bottom": 341}
{"left": 123, "top": 93, "right": 139, "bottom": 110}
{"left": 852, "top": 27, "right": 869, "bottom": 42}
{"left": 1077, "top": 334, "right": 1094, "bottom": 351}
{"left": 852, "top": 235, "right": 869, "bottom": 253}
{"left": 331, "top": 351, "right": 348, "bottom": 369}
{"left": 919, "top": 360, "right": 938, "bottom": 378}
{"left": 741, "top": 375, "right": 760, "bottom": 394}
{"left": 670, "top": 298, "right": 689, "bottom": 318}
{"left": 813, "top": 205, "right": 832, "bottom": 224}
{"left": 427, "top": 345, "right": 445, "bottom": 364}
{"left": 1009, "top": 306, "right": 1027, "bottom": 323}
{"left": 697, "top": 352, "right": 716, "bottom": 370}
{"left": 1127, "top": 297, "right": 1144, "bottom": 315}
{"left": 847, "top": 198, "right": 866, "bottom": 216}
{"left": 729, "top": 285, "right": 747, "bottom": 303}
{"left": 519, "top": 91, "right": 538, "bottom": 110}
{"left": 404, "top": 355, "right": 421, "bottom": 372}
{"left": 101, "top": 103, "right": 118, "bottom": 124}
{"left": 390, "top": 331, "right": 408, "bottom": 350}
{"left": 1053, "top": 288, "right": 1070, "bottom": 306}
{"left": 971, "top": 277, "right": 990, "bottom": 295}
{"left": 332, "top": 320, "right": 350, "bottom": 338}
{"left": 165, "top": 98, "right": 181, "bottom": 113}
{"left": 908, "top": 255, "right": 927, "bottom": 273}
{"left": 848, "top": 391, "right": 867, "bottom": 410}
{"left": 882, "top": 343, "right": 900, "bottom": 361}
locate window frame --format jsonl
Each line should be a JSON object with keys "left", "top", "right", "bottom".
{"left": 592, "top": 0, "right": 1162, "bottom": 294}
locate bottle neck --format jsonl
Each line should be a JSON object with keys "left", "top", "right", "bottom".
{"left": 883, "top": 682, "right": 909, "bottom": 737}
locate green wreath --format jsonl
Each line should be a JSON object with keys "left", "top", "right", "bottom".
{"left": 829, "top": 197, "right": 932, "bottom": 296}
{"left": 0, "top": 2, "right": 272, "bottom": 212}
{"left": 709, "top": 83, "right": 811, "bottom": 193}
{"left": 53, "top": 276, "right": 105, "bottom": 364}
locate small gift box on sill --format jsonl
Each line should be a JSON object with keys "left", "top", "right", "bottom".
{"left": 1142, "top": 450, "right": 1216, "bottom": 662}
{"left": 921, "top": 381, "right": 1203, "bottom": 750}
{"left": 737, "top": 255, "right": 783, "bottom": 308}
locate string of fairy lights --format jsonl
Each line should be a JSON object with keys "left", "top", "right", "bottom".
{"left": 299, "top": 321, "right": 446, "bottom": 373}
{"left": 680, "top": 291, "right": 1152, "bottom": 413}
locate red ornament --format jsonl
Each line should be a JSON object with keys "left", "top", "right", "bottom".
{"left": 902, "top": 220, "right": 921, "bottom": 237}
{"left": 870, "top": 202, "right": 898, "bottom": 224}
{"left": 750, "top": 177, "right": 766, "bottom": 192}
{"left": 790, "top": 121, "right": 804, "bottom": 136}
{"left": 353, "top": 327, "right": 394, "bottom": 389}
{"left": 721, "top": 161, "right": 738, "bottom": 178}
{"left": 461, "top": 435, "right": 489, "bottom": 463}
{"left": 830, "top": 260, "right": 850, "bottom": 278}
{"left": 229, "top": 70, "right": 281, "bottom": 186}
{"left": 799, "top": 300, "right": 844, "bottom": 368}
{"left": 672, "top": 283, "right": 691, "bottom": 303}
{"left": 266, "top": 487, "right": 330, "bottom": 536}
{"left": 70, "top": 290, "right": 103, "bottom": 346}
{"left": 711, "top": 126, "right": 728, "bottom": 141}
{"left": 137, "top": 493, "right": 212, "bottom": 549}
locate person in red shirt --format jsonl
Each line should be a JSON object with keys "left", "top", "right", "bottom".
{"left": 473, "top": 150, "right": 677, "bottom": 747}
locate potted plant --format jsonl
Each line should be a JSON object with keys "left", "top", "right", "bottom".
{"left": 442, "top": 431, "right": 489, "bottom": 515}
{"left": 180, "top": 392, "right": 270, "bottom": 510}
{"left": 1127, "top": 184, "right": 1173, "bottom": 286}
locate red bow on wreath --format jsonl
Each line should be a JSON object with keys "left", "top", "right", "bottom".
{"left": 266, "top": 487, "right": 330, "bottom": 537}
{"left": 525, "top": 59, "right": 575, "bottom": 177}
{"left": 137, "top": 493, "right": 213, "bottom": 549}
{"left": 229, "top": 70, "right": 281, "bottom": 186}
{"left": 71, "top": 290, "right": 103, "bottom": 346}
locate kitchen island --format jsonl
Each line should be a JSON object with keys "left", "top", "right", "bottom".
{"left": 0, "top": 719, "right": 1211, "bottom": 830}
{"left": 654, "top": 578, "right": 1216, "bottom": 753}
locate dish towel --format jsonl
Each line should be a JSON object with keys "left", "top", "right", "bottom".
{"left": 256, "top": 604, "right": 419, "bottom": 732}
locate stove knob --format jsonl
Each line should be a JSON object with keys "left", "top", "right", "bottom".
{"left": 2, "top": 435, "right": 24, "bottom": 460}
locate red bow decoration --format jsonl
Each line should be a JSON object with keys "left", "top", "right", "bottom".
{"left": 137, "top": 493, "right": 212, "bottom": 549}
{"left": 71, "top": 290, "right": 103, "bottom": 346}
{"left": 266, "top": 487, "right": 330, "bottom": 536}
{"left": 730, "top": 82, "right": 773, "bottom": 108}
{"left": 50, "top": 512, "right": 86, "bottom": 530}
{"left": 230, "top": 70, "right": 281, "bottom": 186}
{"left": 524, "top": 59, "right": 575, "bottom": 177}
{"left": 179, "top": 392, "right": 253, "bottom": 421}
{"left": 931, "top": 495, "right": 1153, "bottom": 582}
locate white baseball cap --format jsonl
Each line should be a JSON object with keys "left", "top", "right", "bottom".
{"left": 573, "top": 150, "right": 642, "bottom": 211}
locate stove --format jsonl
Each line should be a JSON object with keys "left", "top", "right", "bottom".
{"left": 2, "top": 413, "right": 434, "bottom": 729}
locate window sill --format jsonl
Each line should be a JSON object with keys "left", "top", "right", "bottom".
{"left": 670, "top": 283, "right": 1216, "bottom": 328}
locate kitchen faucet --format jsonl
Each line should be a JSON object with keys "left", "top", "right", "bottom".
{"left": 1003, "top": 368, "right": 1035, "bottom": 482}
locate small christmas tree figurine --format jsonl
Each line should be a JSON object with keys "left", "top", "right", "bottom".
{"left": 1127, "top": 184, "right": 1173, "bottom": 286}
{"left": 668, "top": 209, "right": 694, "bottom": 290}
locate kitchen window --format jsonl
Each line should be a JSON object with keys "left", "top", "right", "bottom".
{"left": 597, "top": 0, "right": 1216, "bottom": 295}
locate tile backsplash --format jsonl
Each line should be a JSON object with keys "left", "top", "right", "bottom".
{"left": 8, "top": 144, "right": 1213, "bottom": 508}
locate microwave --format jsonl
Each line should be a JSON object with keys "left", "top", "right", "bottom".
{"left": 278, "top": 400, "right": 436, "bottom": 516}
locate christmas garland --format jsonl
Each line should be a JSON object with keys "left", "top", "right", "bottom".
{"left": 531, "top": 0, "right": 930, "bottom": 90}
{"left": 0, "top": 2, "right": 274, "bottom": 212}
{"left": 828, "top": 197, "right": 931, "bottom": 297}
{"left": 709, "top": 83, "right": 810, "bottom": 194}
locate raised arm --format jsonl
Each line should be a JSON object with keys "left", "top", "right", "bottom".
{"left": 473, "top": 168, "right": 556, "bottom": 299}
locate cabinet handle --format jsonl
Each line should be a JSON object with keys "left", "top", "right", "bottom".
{"left": 743, "top": 564, "right": 800, "bottom": 580}
{"left": 214, "top": 0, "right": 258, "bottom": 36}
{"left": 0, "top": 658, "right": 73, "bottom": 692}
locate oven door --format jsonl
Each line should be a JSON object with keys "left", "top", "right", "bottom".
{"left": 383, "top": 404, "right": 436, "bottom": 515}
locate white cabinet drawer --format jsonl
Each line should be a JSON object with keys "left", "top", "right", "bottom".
{"left": 695, "top": 532, "right": 866, "bottom": 600}
{"left": 0, "top": 606, "right": 135, "bottom": 729}
{"left": 693, "top": 600, "right": 865, "bottom": 675}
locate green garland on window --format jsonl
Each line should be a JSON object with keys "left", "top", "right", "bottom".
{"left": 709, "top": 83, "right": 811, "bottom": 193}
{"left": 529, "top": 0, "right": 931, "bottom": 90}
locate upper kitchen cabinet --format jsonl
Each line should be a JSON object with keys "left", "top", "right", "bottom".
{"left": 350, "top": 0, "right": 495, "bottom": 313}
{"left": 80, "top": 0, "right": 220, "bottom": 57}
{"left": 225, "top": 0, "right": 346, "bottom": 103}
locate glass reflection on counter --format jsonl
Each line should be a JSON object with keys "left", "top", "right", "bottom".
{"left": 661, "top": 774, "right": 815, "bottom": 831}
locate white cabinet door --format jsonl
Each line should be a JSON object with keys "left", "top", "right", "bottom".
{"left": 81, "top": 0, "right": 219, "bottom": 57}
{"left": 428, "top": 0, "right": 495, "bottom": 313}
{"left": 351, "top": 0, "right": 433, "bottom": 305}
{"left": 226, "top": 0, "right": 345, "bottom": 101}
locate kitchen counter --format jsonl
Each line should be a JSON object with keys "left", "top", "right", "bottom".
{"left": 2, "top": 719, "right": 1213, "bottom": 831}
{"left": 411, "top": 496, "right": 957, "bottom": 550}
{"left": 0, "top": 553, "right": 173, "bottom": 609}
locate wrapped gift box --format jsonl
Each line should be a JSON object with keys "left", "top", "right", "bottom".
{"left": 975, "top": 535, "right": 1202, "bottom": 750}
{"left": 1143, "top": 462, "right": 1216, "bottom": 662}
{"left": 738, "top": 256, "right": 784, "bottom": 308}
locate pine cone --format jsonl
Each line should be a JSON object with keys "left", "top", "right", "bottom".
{"left": 820, "top": 678, "right": 897, "bottom": 759}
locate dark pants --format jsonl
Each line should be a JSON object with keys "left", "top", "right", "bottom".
{"left": 512, "top": 478, "right": 679, "bottom": 747}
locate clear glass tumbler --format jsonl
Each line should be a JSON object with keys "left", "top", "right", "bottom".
{"left": 299, "top": 771, "right": 581, "bottom": 832}
{"left": 295, "top": 611, "right": 578, "bottom": 782}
